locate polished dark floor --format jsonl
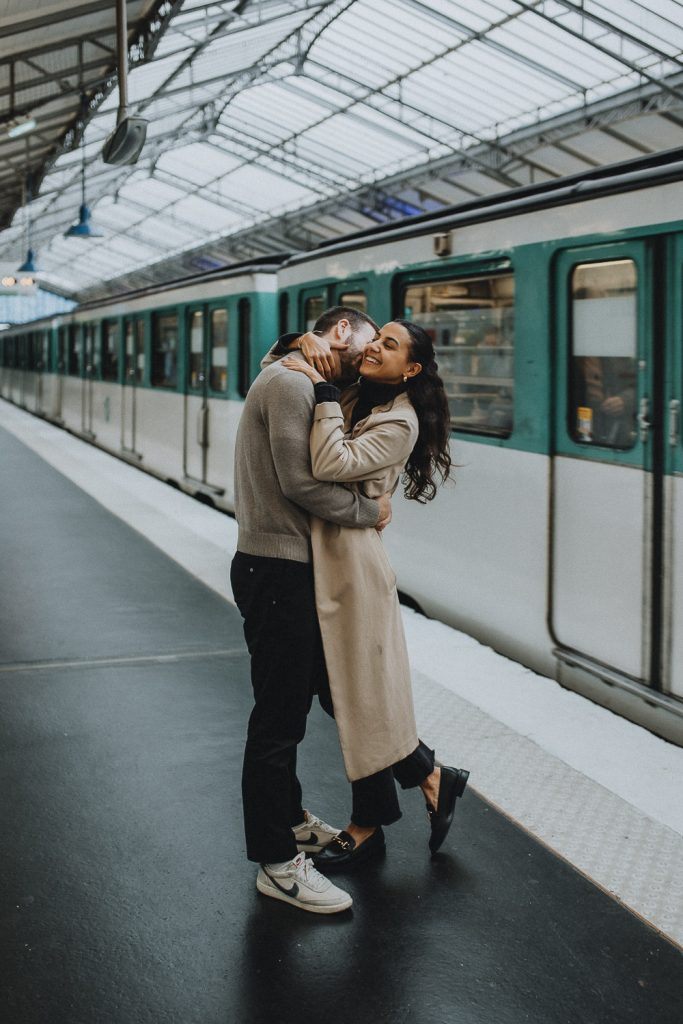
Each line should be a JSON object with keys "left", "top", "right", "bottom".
{"left": 1, "top": 423, "right": 682, "bottom": 1024}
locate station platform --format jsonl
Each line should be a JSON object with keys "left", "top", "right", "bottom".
{"left": 1, "top": 399, "right": 682, "bottom": 1024}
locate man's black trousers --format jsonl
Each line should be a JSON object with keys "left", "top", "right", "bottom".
{"left": 231, "top": 551, "right": 333, "bottom": 863}
{"left": 231, "top": 550, "right": 434, "bottom": 864}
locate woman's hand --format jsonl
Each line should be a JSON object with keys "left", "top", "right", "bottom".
{"left": 281, "top": 355, "right": 326, "bottom": 384}
{"left": 296, "top": 331, "right": 346, "bottom": 380}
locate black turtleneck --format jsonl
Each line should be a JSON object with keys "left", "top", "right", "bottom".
{"left": 313, "top": 377, "right": 406, "bottom": 424}
{"left": 350, "top": 379, "right": 406, "bottom": 428}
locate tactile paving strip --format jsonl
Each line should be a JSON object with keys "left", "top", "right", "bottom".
{"left": 412, "top": 669, "right": 683, "bottom": 947}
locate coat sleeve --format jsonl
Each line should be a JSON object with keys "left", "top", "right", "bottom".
{"left": 260, "top": 334, "right": 300, "bottom": 369}
{"left": 264, "top": 373, "right": 380, "bottom": 528}
{"left": 310, "top": 401, "right": 418, "bottom": 483}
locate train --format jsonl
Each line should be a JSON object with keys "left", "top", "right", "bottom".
{"left": 3, "top": 146, "right": 683, "bottom": 747}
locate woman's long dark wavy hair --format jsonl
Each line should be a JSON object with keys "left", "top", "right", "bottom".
{"left": 396, "top": 318, "right": 452, "bottom": 503}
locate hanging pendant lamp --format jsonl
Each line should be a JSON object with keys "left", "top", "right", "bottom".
{"left": 65, "top": 134, "right": 103, "bottom": 238}
{"left": 18, "top": 248, "right": 38, "bottom": 273}
{"left": 16, "top": 166, "right": 40, "bottom": 274}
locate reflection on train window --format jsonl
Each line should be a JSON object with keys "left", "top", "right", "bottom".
{"left": 189, "top": 310, "right": 204, "bottom": 389}
{"left": 338, "top": 290, "right": 368, "bottom": 313}
{"left": 210, "top": 308, "right": 228, "bottom": 392}
{"left": 304, "top": 294, "right": 325, "bottom": 330}
{"left": 102, "top": 321, "right": 120, "bottom": 383}
{"left": 56, "top": 326, "right": 66, "bottom": 372}
{"left": 125, "top": 320, "right": 144, "bottom": 384}
{"left": 83, "top": 324, "right": 99, "bottom": 378}
{"left": 30, "top": 333, "right": 44, "bottom": 371}
{"left": 67, "top": 325, "right": 80, "bottom": 376}
{"left": 569, "top": 260, "right": 637, "bottom": 449}
{"left": 403, "top": 274, "right": 514, "bottom": 436}
{"left": 41, "top": 332, "right": 50, "bottom": 372}
{"left": 152, "top": 313, "right": 178, "bottom": 388}
{"left": 238, "top": 298, "right": 251, "bottom": 398}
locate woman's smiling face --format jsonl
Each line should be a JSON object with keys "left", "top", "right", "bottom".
{"left": 359, "top": 322, "right": 422, "bottom": 385}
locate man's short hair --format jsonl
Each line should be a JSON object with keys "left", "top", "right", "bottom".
{"left": 313, "top": 305, "right": 379, "bottom": 336}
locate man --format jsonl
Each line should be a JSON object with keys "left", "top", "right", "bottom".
{"left": 230, "top": 306, "right": 389, "bottom": 914}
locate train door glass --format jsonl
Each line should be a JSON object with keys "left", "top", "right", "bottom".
{"left": 666, "top": 236, "right": 683, "bottom": 700}
{"left": 34, "top": 331, "right": 48, "bottom": 413}
{"left": 301, "top": 291, "right": 326, "bottom": 330}
{"left": 81, "top": 325, "right": 97, "bottom": 437}
{"left": 185, "top": 307, "right": 207, "bottom": 482}
{"left": 552, "top": 242, "right": 654, "bottom": 685}
{"left": 122, "top": 319, "right": 144, "bottom": 453}
{"left": 54, "top": 327, "right": 66, "bottom": 419}
{"left": 335, "top": 286, "right": 368, "bottom": 313}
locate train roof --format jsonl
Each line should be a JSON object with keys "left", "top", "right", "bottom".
{"left": 284, "top": 146, "right": 683, "bottom": 267}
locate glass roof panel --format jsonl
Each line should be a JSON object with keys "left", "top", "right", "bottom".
{"left": 4, "top": 0, "right": 683, "bottom": 294}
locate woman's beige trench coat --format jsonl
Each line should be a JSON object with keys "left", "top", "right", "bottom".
{"left": 309, "top": 385, "right": 420, "bottom": 782}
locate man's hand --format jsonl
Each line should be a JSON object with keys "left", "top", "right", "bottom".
{"left": 375, "top": 492, "right": 392, "bottom": 532}
{"left": 295, "top": 331, "right": 348, "bottom": 381}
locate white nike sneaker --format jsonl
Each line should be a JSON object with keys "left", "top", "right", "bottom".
{"left": 293, "top": 809, "right": 341, "bottom": 853}
{"left": 256, "top": 853, "right": 352, "bottom": 914}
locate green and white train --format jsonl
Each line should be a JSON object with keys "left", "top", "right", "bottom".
{"left": 3, "top": 148, "right": 683, "bottom": 746}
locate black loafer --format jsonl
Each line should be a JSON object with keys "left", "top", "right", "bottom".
{"left": 428, "top": 767, "right": 469, "bottom": 855}
{"left": 312, "top": 827, "right": 386, "bottom": 872}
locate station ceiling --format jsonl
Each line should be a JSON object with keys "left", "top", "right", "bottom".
{"left": 2, "top": 0, "right": 683, "bottom": 302}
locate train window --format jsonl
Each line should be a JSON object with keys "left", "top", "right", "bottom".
{"left": 26, "top": 333, "right": 36, "bottom": 370}
{"left": 304, "top": 294, "right": 325, "bottom": 329}
{"left": 189, "top": 310, "right": 204, "bottom": 389}
{"left": 238, "top": 298, "right": 251, "bottom": 398}
{"left": 84, "top": 324, "right": 99, "bottom": 378}
{"left": 56, "top": 327, "right": 66, "bottom": 373}
{"left": 67, "top": 325, "right": 80, "bottom": 376}
{"left": 152, "top": 313, "right": 178, "bottom": 389}
{"left": 338, "top": 290, "right": 368, "bottom": 313}
{"left": 568, "top": 260, "right": 637, "bottom": 449}
{"left": 124, "top": 320, "right": 144, "bottom": 384}
{"left": 403, "top": 274, "right": 515, "bottom": 436}
{"left": 210, "top": 308, "right": 228, "bottom": 393}
{"left": 30, "top": 332, "right": 43, "bottom": 371}
{"left": 41, "top": 332, "right": 50, "bottom": 372}
{"left": 102, "top": 321, "right": 120, "bottom": 382}
{"left": 279, "top": 292, "right": 289, "bottom": 335}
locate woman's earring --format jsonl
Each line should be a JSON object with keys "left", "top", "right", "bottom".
{"left": 403, "top": 374, "right": 409, "bottom": 382}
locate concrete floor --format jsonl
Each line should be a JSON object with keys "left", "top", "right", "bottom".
{"left": 1, "top": 425, "right": 682, "bottom": 1024}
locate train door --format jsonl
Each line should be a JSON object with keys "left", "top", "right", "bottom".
{"left": 34, "top": 330, "right": 49, "bottom": 414}
{"left": 300, "top": 288, "right": 327, "bottom": 330}
{"left": 184, "top": 306, "right": 212, "bottom": 486}
{"left": 81, "top": 324, "right": 97, "bottom": 437}
{"left": 666, "top": 235, "right": 683, "bottom": 701}
{"left": 331, "top": 281, "right": 369, "bottom": 314}
{"left": 53, "top": 326, "right": 65, "bottom": 421}
{"left": 551, "top": 241, "right": 660, "bottom": 694}
{"left": 122, "top": 318, "right": 144, "bottom": 454}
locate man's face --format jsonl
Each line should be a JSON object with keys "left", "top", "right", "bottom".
{"left": 338, "top": 321, "right": 377, "bottom": 379}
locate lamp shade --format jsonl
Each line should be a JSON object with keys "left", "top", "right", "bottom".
{"left": 18, "top": 248, "right": 38, "bottom": 273}
{"left": 64, "top": 204, "right": 103, "bottom": 238}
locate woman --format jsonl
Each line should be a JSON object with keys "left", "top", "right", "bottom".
{"left": 281, "top": 319, "right": 469, "bottom": 869}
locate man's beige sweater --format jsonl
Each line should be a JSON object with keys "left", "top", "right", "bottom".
{"left": 234, "top": 354, "right": 379, "bottom": 562}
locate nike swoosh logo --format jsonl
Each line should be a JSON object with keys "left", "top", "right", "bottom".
{"left": 296, "top": 831, "right": 319, "bottom": 846}
{"left": 265, "top": 871, "right": 299, "bottom": 899}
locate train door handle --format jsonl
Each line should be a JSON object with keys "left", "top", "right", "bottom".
{"left": 637, "top": 397, "right": 651, "bottom": 443}
{"left": 197, "top": 405, "right": 209, "bottom": 447}
{"left": 669, "top": 399, "right": 680, "bottom": 448}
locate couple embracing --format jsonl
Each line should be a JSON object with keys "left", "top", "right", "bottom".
{"left": 230, "top": 305, "right": 469, "bottom": 914}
